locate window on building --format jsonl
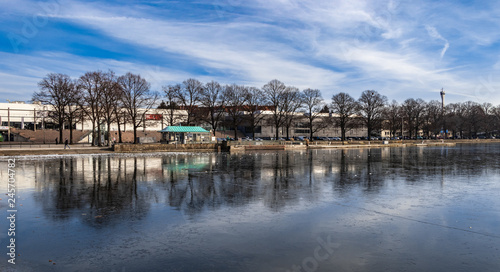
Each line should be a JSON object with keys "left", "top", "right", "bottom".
{"left": 295, "top": 123, "right": 309, "bottom": 128}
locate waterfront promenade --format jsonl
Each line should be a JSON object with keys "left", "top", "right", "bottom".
{"left": 0, "top": 143, "right": 113, "bottom": 156}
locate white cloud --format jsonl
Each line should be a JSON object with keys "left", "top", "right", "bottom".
{"left": 47, "top": 2, "right": 346, "bottom": 90}
{"left": 2, "top": 0, "right": 500, "bottom": 104}
{"left": 425, "top": 25, "right": 450, "bottom": 60}
{"left": 0, "top": 51, "right": 193, "bottom": 101}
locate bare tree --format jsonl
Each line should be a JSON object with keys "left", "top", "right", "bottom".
{"left": 302, "top": 88, "right": 329, "bottom": 140}
{"left": 422, "top": 100, "right": 442, "bottom": 138}
{"left": 402, "top": 98, "right": 426, "bottom": 139}
{"left": 262, "top": 79, "right": 288, "bottom": 139}
{"left": 222, "top": 84, "right": 248, "bottom": 139}
{"left": 331, "top": 92, "right": 358, "bottom": 141}
{"left": 65, "top": 80, "right": 83, "bottom": 144}
{"left": 462, "top": 101, "right": 483, "bottom": 138}
{"left": 112, "top": 96, "right": 126, "bottom": 143}
{"left": 199, "top": 81, "right": 225, "bottom": 136}
{"left": 480, "top": 102, "right": 494, "bottom": 137}
{"left": 33, "top": 73, "right": 75, "bottom": 143}
{"left": 446, "top": 103, "right": 466, "bottom": 138}
{"left": 282, "top": 86, "right": 303, "bottom": 139}
{"left": 358, "top": 90, "right": 387, "bottom": 139}
{"left": 382, "top": 100, "right": 401, "bottom": 139}
{"left": 492, "top": 105, "right": 500, "bottom": 133}
{"left": 161, "top": 84, "right": 183, "bottom": 127}
{"left": 176, "top": 78, "right": 203, "bottom": 125}
{"left": 100, "top": 71, "right": 120, "bottom": 146}
{"left": 78, "top": 71, "right": 107, "bottom": 146}
{"left": 245, "top": 87, "right": 268, "bottom": 139}
{"left": 118, "top": 72, "right": 158, "bottom": 144}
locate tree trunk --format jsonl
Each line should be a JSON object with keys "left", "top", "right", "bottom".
{"left": 309, "top": 118, "right": 313, "bottom": 140}
{"left": 69, "top": 121, "right": 74, "bottom": 145}
{"left": 133, "top": 121, "right": 138, "bottom": 144}
{"left": 97, "top": 122, "right": 102, "bottom": 146}
{"left": 107, "top": 122, "right": 111, "bottom": 147}
{"left": 118, "top": 127, "right": 122, "bottom": 143}
{"left": 91, "top": 121, "right": 96, "bottom": 146}
{"left": 116, "top": 114, "right": 123, "bottom": 143}
{"left": 59, "top": 118, "right": 64, "bottom": 145}
{"left": 233, "top": 123, "right": 238, "bottom": 140}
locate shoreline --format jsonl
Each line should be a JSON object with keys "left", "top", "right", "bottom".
{"left": 1, "top": 139, "right": 499, "bottom": 156}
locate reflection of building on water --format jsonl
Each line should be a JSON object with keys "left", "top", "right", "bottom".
{"left": 161, "top": 154, "right": 210, "bottom": 173}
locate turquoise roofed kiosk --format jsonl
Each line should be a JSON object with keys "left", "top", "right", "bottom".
{"left": 158, "top": 126, "right": 211, "bottom": 144}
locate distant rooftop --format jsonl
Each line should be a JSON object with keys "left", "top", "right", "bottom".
{"left": 6, "top": 100, "right": 26, "bottom": 104}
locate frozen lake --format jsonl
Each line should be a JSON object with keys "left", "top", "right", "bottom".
{"left": 1, "top": 144, "right": 500, "bottom": 271}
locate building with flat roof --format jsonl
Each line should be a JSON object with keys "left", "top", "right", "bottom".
{"left": 0, "top": 101, "right": 372, "bottom": 142}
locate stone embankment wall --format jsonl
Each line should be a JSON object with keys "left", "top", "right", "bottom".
{"left": 114, "top": 143, "right": 219, "bottom": 152}
{"left": 230, "top": 143, "right": 307, "bottom": 152}
{"left": 231, "top": 145, "right": 284, "bottom": 151}
{"left": 113, "top": 139, "right": 500, "bottom": 153}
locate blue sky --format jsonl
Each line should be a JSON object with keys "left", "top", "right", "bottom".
{"left": 2, "top": 0, "right": 500, "bottom": 105}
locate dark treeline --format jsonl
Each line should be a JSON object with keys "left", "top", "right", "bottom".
{"left": 33, "top": 72, "right": 500, "bottom": 144}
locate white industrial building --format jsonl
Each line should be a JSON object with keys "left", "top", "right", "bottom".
{"left": 0, "top": 101, "right": 370, "bottom": 142}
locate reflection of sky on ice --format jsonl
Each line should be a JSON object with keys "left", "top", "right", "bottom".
{"left": 0, "top": 145, "right": 499, "bottom": 271}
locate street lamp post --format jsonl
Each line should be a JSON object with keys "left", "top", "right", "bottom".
{"left": 440, "top": 88, "right": 446, "bottom": 139}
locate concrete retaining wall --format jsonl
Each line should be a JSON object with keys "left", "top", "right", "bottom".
{"left": 230, "top": 144, "right": 307, "bottom": 152}
{"left": 114, "top": 143, "right": 218, "bottom": 152}
{"left": 113, "top": 140, "right": 469, "bottom": 153}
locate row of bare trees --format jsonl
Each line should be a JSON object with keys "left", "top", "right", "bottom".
{"left": 159, "top": 79, "right": 400, "bottom": 141}
{"left": 159, "top": 79, "right": 330, "bottom": 140}
{"left": 34, "top": 71, "right": 158, "bottom": 145}
{"left": 34, "top": 73, "right": 500, "bottom": 143}
{"left": 332, "top": 92, "right": 500, "bottom": 140}
{"left": 378, "top": 98, "right": 500, "bottom": 139}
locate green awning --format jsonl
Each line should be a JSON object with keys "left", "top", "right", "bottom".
{"left": 158, "top": 126, "right": 209, "bottom": 133}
